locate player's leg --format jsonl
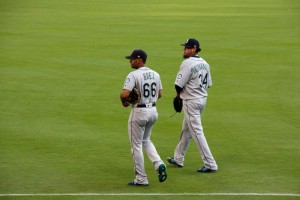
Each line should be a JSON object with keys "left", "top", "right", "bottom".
{"left": 128, "top": 110, "right": 149, "bottom": 185}
{"left": 141, "top": 108, "right": 167, "bottom": 182}
{"left": 185, "top": 99, "right": 218, "bottom": 170}
{"left": 172, "top": 107, "right": 192, "bottom": 167}
{"left": 142, "top": 108, "right": 164, "bottom": 170}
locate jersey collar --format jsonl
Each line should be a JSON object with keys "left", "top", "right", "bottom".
{"left": 138, "top": 66, "right": 148, "bottom": 70}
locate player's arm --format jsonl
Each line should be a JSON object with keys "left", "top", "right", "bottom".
{"left": 158, "top": 89, "right": 162, "bottom": 99}
{"left": 175, "top": 84, "right": 183, "bottom": 97}
{"left": 157, "top": 78, "right": 163, "bottom": 99}
{"left": 120, "top": 89, "right": 131, "bottom": 107}
{"left": 175, "top": 63, "right": 188, "bottom": 97}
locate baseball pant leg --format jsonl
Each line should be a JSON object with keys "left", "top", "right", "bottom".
{"left": 128, "top": 110, "right": 148, "bottom": 184}
{"left": 173, "top": 116, "right": 192, "bottom": 166}
{"left": 184, "top": 100, "right": 218, "bottom": 170}
{"left": 142, "top": 108, "right": 164, "bottom": 171}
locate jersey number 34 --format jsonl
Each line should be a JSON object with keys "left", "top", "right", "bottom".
{"left": 199, "top": 73, "right": 208, "bottom": 88}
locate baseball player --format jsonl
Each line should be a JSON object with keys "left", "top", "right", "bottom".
{"left": 120, "top": 49, "right": 167, "bottom": 186}
{"left": 167, "top": 38, "right": 218, "bottom": 173}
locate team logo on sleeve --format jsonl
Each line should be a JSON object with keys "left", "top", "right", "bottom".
{"left": 177, "top": 74, "right": 183, "bottom": 80}
{"left": 125, "top": 78, "right": 130, "bottom": 83}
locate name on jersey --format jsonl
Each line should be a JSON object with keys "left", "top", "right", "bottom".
{"left": 143, "top": 72, "right": 155, "bottom": 80}
{"left": 191, "top": 64, "right": 207, "bottom": 74}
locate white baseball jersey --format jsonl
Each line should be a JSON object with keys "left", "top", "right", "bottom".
{"left": 122, "top": 66, "right": 165, "bottom": 184}
{"left": 172, "top": 55, "right": 217, "bottom": 170}
{"left": 123, "top": 66, "right": 162, "bottom": 106}
{"left": 175, "top": 56, "right": 212, "bottom": 100}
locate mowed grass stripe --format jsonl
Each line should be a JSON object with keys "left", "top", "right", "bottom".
{"left": 1, "top": 193, "right": 299, "bottom": 197}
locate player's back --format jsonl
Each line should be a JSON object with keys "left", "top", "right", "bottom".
{"left": 179, "top": 57, "right": 212, "bottom": 99}
{"left": 133, "top": 67, "right": 162, "bottom": 105}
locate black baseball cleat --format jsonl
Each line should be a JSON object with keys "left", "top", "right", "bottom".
{"left": 158, "top": 164, "right": 167, "bottom": 182}
{"left": 128, "top": 181, "right": 149, "bottom": 186}
{"left": 167, "top": 157, "right": 183, "bottom": 168}
{"left": 197, "top": 166, "right": 217, "bottom": 173}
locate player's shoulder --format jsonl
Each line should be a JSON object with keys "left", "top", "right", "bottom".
{"left": 133, "top": 67, "right": 160, "bottom": 78}
{"left": 150, "top": 68, "right": 160, "bottom": 75}
{"left": 181, "top": 58, "right": 195, "bottom": 69}
{"left": 200, "top": 58, "right": 210, "bottom": 68}
{"left": 127, "top": 70, "right": 141, "bottom": 80}
{"left": 191, "top": 57, "right": 210, "bottom": 66}
{"left": 127, "top": 70, "right": 136, "bottom": 76}
{"left": 144, "top": 67, "right": 160, "bottom": 76}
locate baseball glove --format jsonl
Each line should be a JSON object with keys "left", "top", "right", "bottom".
{"left": 173, "top": 96, "right": 183, "bottom": 113}
{"left": 128, "top": 88, "right": 141, "bottom": 104}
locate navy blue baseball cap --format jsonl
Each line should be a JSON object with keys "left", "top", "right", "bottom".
{"left": 181, "top": 38, "right": 201, "bottom": 52}
{"left": 125, "top": 49, "right": 147, "bottom": 62}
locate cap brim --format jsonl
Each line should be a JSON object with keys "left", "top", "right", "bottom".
{"left": 125, "top": 56, "right": 131, "bottom": 59}
{"left": 180, "top": 43, "right": 193, "bottom": 48}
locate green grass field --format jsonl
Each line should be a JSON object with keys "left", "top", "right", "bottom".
{"left": 1, "top": 0, "right": 299, "bottom": 199}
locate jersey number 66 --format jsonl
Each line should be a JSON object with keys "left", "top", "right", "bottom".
{"left": 143, "top": 83, "right": 157, "bottom": 97}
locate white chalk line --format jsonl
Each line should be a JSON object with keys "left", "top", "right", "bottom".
{"left": 0, "top": 193, "right": 299, "bottom": 197}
